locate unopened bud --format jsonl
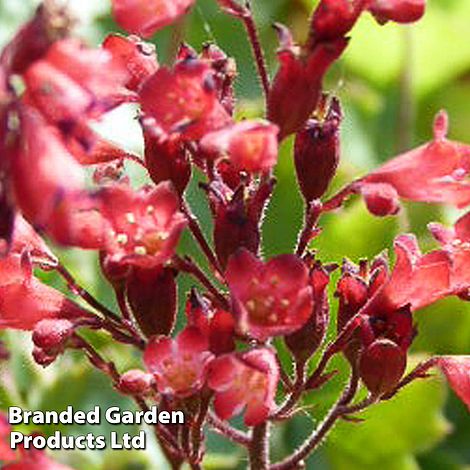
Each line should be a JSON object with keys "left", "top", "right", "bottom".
{"left": 359, "top": 339, "right": 407, "bottom": 396}
{"left": 126, "top": 267, "right": 177, "bottom": 337}
{"left": 32, "top": 319, "right": 74, "bottom": 353}
{"left": 32, "top": 346, "right": 57, "bottom": 367}
{"left": 359, "top": 182, "right": 400, "bottom": 217}
{"left": 294, "top": 98, "right": 342, "bottom": 202}
{"left": 119, "top": 369, "right": 154, "bottom": 395}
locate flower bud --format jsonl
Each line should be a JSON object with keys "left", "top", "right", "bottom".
{"left": 119, "top": 369, "right": 154, "bottom": 395}
{"left": 369, "top": 0, "right": 426, "bottom": 25}
{"left": 294, "top": 97, "right": 342, "bottom": 201}
{"left": 359, "top": 182, "right": 400, "bottom": 217}
{"left": 32, "top": 319, "right": 75, "bottom": 353}
{"left": 126, "top": 267, "right": 177, "bottom": 338}
{"left": 143, "top": 130, "right": 191, "bottom": 195}
{"left": 32, "top": 346, "right": 57, "bottom": 367}
{"left": 359, "top": 338, "right": 407, "bottom": 396}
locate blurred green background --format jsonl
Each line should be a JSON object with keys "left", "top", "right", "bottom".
{"left": 0, "top": 0, "right": 469, "bottom": 469}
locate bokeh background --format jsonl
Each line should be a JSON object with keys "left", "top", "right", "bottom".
{"left": 0, "top": 0, "right": 469, "bottom": 469}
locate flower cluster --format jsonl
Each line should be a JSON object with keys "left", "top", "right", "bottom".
{"left": 0, "top": 0, "right": 469, "bottom": 469}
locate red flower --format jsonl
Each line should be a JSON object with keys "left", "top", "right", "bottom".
{"left": 0, "top": 254, "right": 90, "bottom": 330}
{"left": 140, "top": 59, "right": 231, "bottom": 141}
{"left": 436, "top": 356, "right": 470, "bottom": 412}
{"left": 208, "top": 348, "right": 279, "bottom": 426}
{"left": 24, "top": 39, "right": 130, "bottom": 125}
{"left": 429, "top": 211, "right": 470, "bottom": 295}
{"left": 200, "top": 120, "right": 279, "bottom": 173}
{"left": 112, "top": 0, "right": 195, "bottom": 38}
{"left": 102, "top": 34, "right": 159, "bottom": 91}
{"left": 369, "top": 0, "right": 426, "bottom": 24}
{"left": 13, "top": 107, "right": 85, "bottom": 229}
{"left": 363, "top": 111, "right": 470, "bottom": 208}
{"left": 186, "top": 289, "right": 236, "bottom": 355}
{"left": 99, "top": 182, "right": 186, "bottom": 268}
{"left": 268, "top": 24, "right": 348, "bottom": 139}
{"left": 144, "top": 327, "right": 214, "bottom": 397}
{"left": 225, "top": 249, "right": 314, "bottom": 341}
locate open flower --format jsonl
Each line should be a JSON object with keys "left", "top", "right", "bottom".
{"left": 362, "top": 111, "right": 470, "bottom": 208}
{"left": 144, "top": 327, "right": 214, "bottom": 397}
{"left": 200, "top": 120, "right": 279, "bottom": 173}
{"left": 436, "top": 356, "right": 470, "bottom": 412}
{"left": 208, "top": 348, "right": 279, "bottom": 426}
{"left": 140, "top": 59, "right": 231, "bottom": 141}
{"left": 99, "top": 182, "right": 186, "bottom": 268}
{"left": 0, "top": 254, "right": 90, "bottom": 330}
{"left": 112, "top": 0, "right": 196, "bottom": 38}
{"left": 225, "top": 249, "right": 313, "bottom": 341}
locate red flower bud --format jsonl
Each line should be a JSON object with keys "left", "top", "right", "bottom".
{"left": 369, "top": 0, "right": 426, "bottom": 25}
{"left": 32, "top": 346, "right": 58, "bottom": 367}
{"left": 294, "top": 97, "right": 342, "bottom": 201}
{"left": 126, "top": 267, "right": 177, "bottom": 337}
{"left": 359, "top": 182, "right": 400, "bottom": 217}
{"left": 310, "top": 0, "right": 365, "bottom": 41}
{"left": 119, "top": 369, "right": 154, "bottom": 395}
{"left": 0, "top": 2, "right": 71, "bottom": 76}
{"left": 143, "top": 129, "right": 191, "bottom": 195}
{"left": 32, "top": 319, "right": 75, "bottom": 353}
{"left": 359, "top": 338, "right": 407, "bottom": 396}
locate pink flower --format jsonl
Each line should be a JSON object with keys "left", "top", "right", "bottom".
{"left": 140, "top": 59, "right": 231, "bottom": 141}
{"left": 24, "top": 39, "right": 130, "bottom": 124}
{"left": 112, "top": 0, "right": 196, "bottom": 38}
{"left": 144, "top": 327, "right": 214, "bottom": 397}
{"left": 436, "top": 356, "right": 470, "bottom": 412}
{"left": 363, "top": 111, "right": 470, "bottom": 208}
{"left": 0, "top": 254, "right": 90, "bottom": 330}
{"left": 102, "top": 34, "right": 159, "bottom": 91}
{"left": 225, "top": 249, "right": 314, "bottom": 341}
{"left": 200, "top": 120, "right": 279, "bottom": 173}
{"left": 13, "top": 106, "right": 85, "bottom": 229}
{"left": 208, "top": 348, "right": 279, "bottom": 426}
{"left": 99, "top": 182, "right": 186, "bottom": 268}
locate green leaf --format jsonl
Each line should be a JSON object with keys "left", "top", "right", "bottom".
{"left": 325, "top": 355, "right": 450, "bottom": 469}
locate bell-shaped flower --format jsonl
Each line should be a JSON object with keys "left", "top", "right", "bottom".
{"left": 208, "top": 348, "right": 279, "bottom": 426}
{"left": 225, "top": 249, "right": 313, "bottom": 341}
{"left": 99, "top": 182, "right": 186, "bottom": 268}
{"left": 369, "top": 0, "right": 426, "bottom": 24}
{"left": 139, "top": 59, "right": 231, "bottom": 141}
{"left": 362, "top": 111, "right": 470, "bottom": 208}
{"left": 200, "top": 120, "right": 279, "bottom": 174}
{"left": 144, "top": 327, "right": 214, "bottom": 397}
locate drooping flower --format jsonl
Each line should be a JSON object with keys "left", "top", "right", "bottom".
{"left": 0, "top": 254, "right": 90, "bottom": 330}
{"left": 369, "top": 0, "right": 426, "bottom": 24}
{"left": 225, "top": 249, "right": 314, "bottom": 341}
{"left": 436, "top": 356, "right": 470, "bottom": 411}
{"left": 144, "top": 327, "right": 214, "bottom": 397}
{"left": 102, "top": 34, "right": 159, "bottom": 91}
{"left": 23, "top": 39, "right": 130, "bottom": 125}
{"left": 268, "top": 24, "right": 348, "bottom": 140}
{"left": 362, "top": 111, "right": 470, "bottom": 208}
{"left": 99, "top": 182, "right": 186, "bottom": 268}
{"left": 13, "top": 106, "right": 85, "bottom": 230}
{"left": 428, "top": 211, "right": 470, "bottom": 295}
{"left": 200, "top": 120, "right": 279, "bottom": 173}
{"left": 208, "top": 348, "right": 279, "bottom": 426}
{"left": 112, "top": 0, "right": 196, "bottom": 38}
{"left": 139, "top": 59, "right": 231, "bottom": 141}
